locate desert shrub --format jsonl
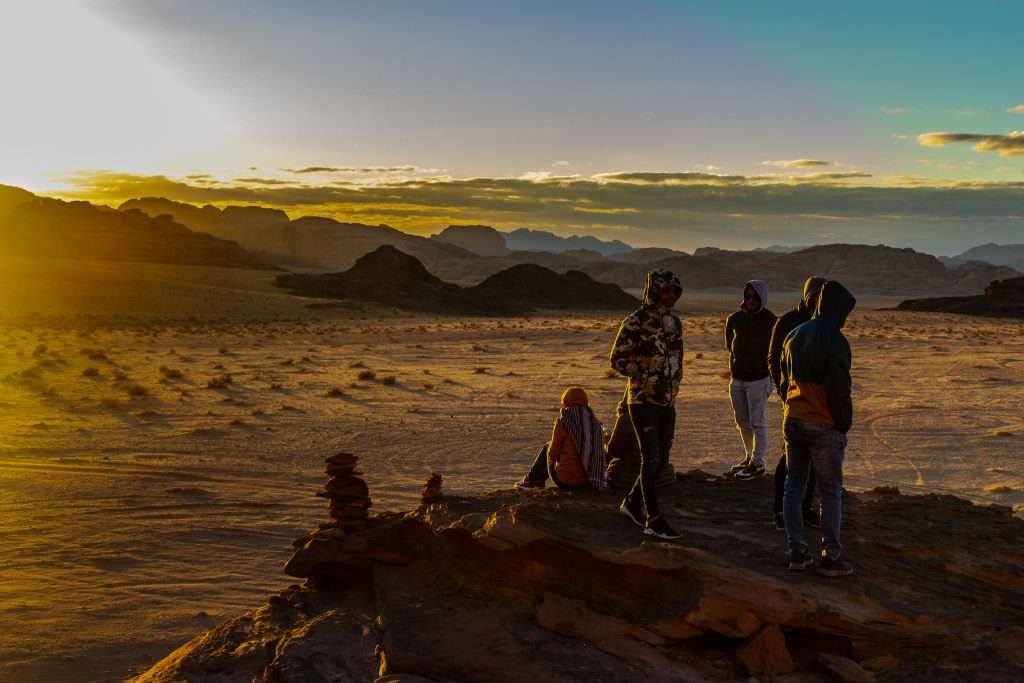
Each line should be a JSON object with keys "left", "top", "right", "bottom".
{"left": 82, "top": 367, "right": 101, "bottom": 378}
{"left": 112, "top": 370, "right": 128, "bottom": 381}
{"left": 380, "top": 375, "right": 397, "bottom": 386}
{"left": 326, "top": 387, "right": 346, "bottom": 397}
{"left": 127, "top": 383, "right": 148, "bottom": 398}
{"left": 423, "top": 383, "right": 434, "bottom": 390}
{"left": 350, "top": 361, "right": 367, "bottom": 368}
{"left": 100, "top": 397, "right": 121, "bottom": 410}
{"left": 357, "top": 370, "right": 376, "bottom": 381}
{"left": 474, "top": 367, "right": 488, "bottom": 374}
{"left": 159, "top": 365, "right": 183, "bottom": 380}
{"left": 207, "top": 374, "right": 233, "bottom": 389}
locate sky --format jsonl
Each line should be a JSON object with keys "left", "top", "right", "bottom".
{"left": 1, "top": 0, "right": 1022, "bottom": 254}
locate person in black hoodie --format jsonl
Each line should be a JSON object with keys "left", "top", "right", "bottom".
{"left": 725, "top": 280, "right": 777, "bottom": 480}
{"left": 767, "top": 276, "right": 826, "bottom": 530}
{"left": 779, "top": 280, "right": 856, "bottom": 577}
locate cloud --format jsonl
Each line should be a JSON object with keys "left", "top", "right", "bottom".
{"left": 881, "top": 106, "right": 912, "bottom": 115}
{"left": 917, "top": 131, "right": 1024, "bottom": 157}
{"left": 233, "top": 177, "right": 296, "bottom": 185}
{"left": 1009, "top": 104, "right": 1024, "bottom": 114}
{"left": 945, "top": 107, "right": 988, "bottom": 117}
{"left": 762, "top": 159, "right": 831, "bottom": 168}
{"left": 552, "top": 160, "right": 571, "bottom": 167}
{"left": 790, "top": 172, "right": 872, "bottom": 182}
{"left": 281, "top": 165, "right": 437, "bottom": 174}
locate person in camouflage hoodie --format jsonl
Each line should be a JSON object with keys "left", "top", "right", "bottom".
{"left": 610, "top": 268, "right": 684, "bottom": 540}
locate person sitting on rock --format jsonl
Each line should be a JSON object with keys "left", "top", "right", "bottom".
{"left": 725, "top": 280, "right": 777, "bottom": 480}
{"left": 767, "top": 276, "right": 827, "bottom": 530}
{"left": 779, "top": 280, "right": 856, "bottom": 577}
{"left": 609, "top": 268, "right": 684, "bottom": 540}
{"left": 515, "top": 386, "right": 608, "bottom": 491}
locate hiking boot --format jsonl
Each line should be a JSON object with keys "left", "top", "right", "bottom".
{"left": 643, "top": 515, "right": 681, "bottom": 540}
{"left": 788, "top": 549, "right": 814, "bottom": 571}
{"left": 774, "top": 512, "right": 785, "bottom": 531}
{"left": 734, "top": 463, "right": 766, "bottom": 480}
{"left": 514, "top": 479, "right": 544, "bottom": 491}
{"left": 619, "top": 496, "right": 646, "bottom": 528}
{"left": 729, "top": 459, "right": 751, "bottom": 473}
{"left": 818, "top": 556, "right": 854, "bottom": 577}
{"left": 804, "top": 508, "right": 821, "bottom": 529}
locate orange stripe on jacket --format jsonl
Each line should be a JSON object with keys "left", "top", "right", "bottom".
{"left": 784, "top": 380, "right": 834, "bottom": 427}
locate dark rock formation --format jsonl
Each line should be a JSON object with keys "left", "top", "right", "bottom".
{"left": 471, "top": 264, "right": 639, "bottom": 311}
{"left": 0, "top": 192, "right": 272, "bottom": 270}
{"left": 898, "top": 275, "right": 1024, "bottom": 318}
{"left": 132, "top": 469, "right": 1024, "bottom": 682}
{"left": 432, "top": 225, "right": 510, "bottom": 257}
{"left": 275, "top": 246, "right": 639, "bottom": 315}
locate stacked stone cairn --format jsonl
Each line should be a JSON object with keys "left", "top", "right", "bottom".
{"left": 421, "top": 473, "right": 443, "bottom": 504}
{"left": 285, "top": 452, "right": 374, "bottom": 578}
{"left": 316, "top": 452, "right": 372, "bottom": 530}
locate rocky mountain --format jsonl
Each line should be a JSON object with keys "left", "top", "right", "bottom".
{"left": 132, "top": 466, "right": 1024, "bottom": 682}
{"left": 898, "top": 275, "right": 1024, "bottom": 318}
{"left": 275, "top": 245, "right": 638, "bottom": 315}
{"left": 947, "top": 243, "right": 1024, "bottom": 272}
{"left": 120, "top": 197, "right": 473, "bottom": 271}
{"left": 0, "top": 187, "right": 271, "bottom": 269}
{"left": 504, "top": 228, "right": 632, "bottom": 256}
{"left": 432, "top": 225, "right": 510, "bottom": 257}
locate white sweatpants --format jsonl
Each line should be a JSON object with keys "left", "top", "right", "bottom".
{"left": 730, "top": 376, "right": 771, "bottom": 467}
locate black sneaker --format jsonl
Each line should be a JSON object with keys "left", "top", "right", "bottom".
{"left": 818, "top": 556, "right": 854, "bottom": 577}
{"left": 619, "top": 496, "right": 645, "bottom": 528}
{"left": 643, "top": 515, "right": 681, "bottom": 540}
{"left": 788, "top": 550, "right": 814, "bottom": 571}
{"left": 734, "top": 463, "right": 766, "bottom": 480}
{"left": 774, "top": 512, "right": 785, "bottom": 531}
{"left": 804, "top": 509, "right": 821, "bottom": 529}
{"left": 729, "top": 459, "right": 751, "bottom": 473}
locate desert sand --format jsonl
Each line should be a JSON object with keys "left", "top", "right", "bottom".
{"left": 0, "top": 259, "right": 1022, "bottom": 682}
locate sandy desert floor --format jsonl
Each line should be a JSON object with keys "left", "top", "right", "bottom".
{"left": 0, "top": 262, "right": 1022, "bottom": 682}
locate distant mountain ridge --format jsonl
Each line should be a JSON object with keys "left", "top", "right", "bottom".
{"left": 945, "top": 243, "right": 1024, "bottom": 272}
{"left": 503, "top": 228, "right": 632, "bottom": 256}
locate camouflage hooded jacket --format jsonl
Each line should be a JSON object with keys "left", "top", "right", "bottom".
{"left": 609, "top": 269, "right": 684, "bottom": 406}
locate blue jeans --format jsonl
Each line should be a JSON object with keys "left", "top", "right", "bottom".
{"left": 525, "top": 444, "right": 586, "bottom": 490}
{"left": 783, "top": 418, "right": 846, "bottom": 560}
{"left": 626, "top": 404, "right": 676, "bottom": 518}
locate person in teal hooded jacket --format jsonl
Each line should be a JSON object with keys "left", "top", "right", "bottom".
{"left": 779, "top": 280, "right": 856, "bottom": 577}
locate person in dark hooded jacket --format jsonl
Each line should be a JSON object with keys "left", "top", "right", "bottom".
{"left": 609, "top": 269, "right": 684, "bottom": 540}
{"left": 767, "top": 276, "right": 826, "bottom": 530}
{"left": 779, "top": 280, "right": 856, "bottom": 577}
{"left": 725, "top": 280, "right": 776, "bottom": 480}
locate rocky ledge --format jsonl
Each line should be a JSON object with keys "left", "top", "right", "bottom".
{"left": 132, "top": 468, "right": 1023, "bottom": 682}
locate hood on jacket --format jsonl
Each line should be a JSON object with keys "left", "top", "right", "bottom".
{"left": 560, "top": 386, "right": 589, "bottom": 408}
{"left": 744, "top": 279, "right": 768, "bottom": 310}
{"left": 799, "top": 276, "right": 827, "bottom": 312}
{"left": 814, "top": 280, "right": 856, "bottom": 328}
{"left": 642, "top": 268, "right": 683, "bottom": 308}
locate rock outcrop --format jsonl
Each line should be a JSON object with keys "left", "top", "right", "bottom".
{"left": 0, "top": 191, "right": 272, "bottom": 270}
{"left": 275, "top": 245, "right": 639, "bottom": 315}
{"left": 132, "top": 468, "right": 1024, "bottom": 682}
{"left": 898, "top": 275, "right": 1024, "bottom": 318}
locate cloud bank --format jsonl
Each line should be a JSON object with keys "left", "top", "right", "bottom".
{"left": 48, "top": 169, "right": 1024, "bottom": 254}
{"left": 917, "top": 131, "right": 1024, "bottom": 157}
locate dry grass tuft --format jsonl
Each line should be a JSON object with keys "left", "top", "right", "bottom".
{"left": 357, "top": 370, "right": 377, "bottom": 381}
{"left": 207, "top": 374, "right": 233, "bottom": 389}
{"left": 380, "top": 375, "right": 397, "bottom": 386}
{"left": 127, "top": 383, "right": 148, "bottom": 398}
{"left": 82, "top": 367, "right": 101, "bottom": 378}
{"left": 326, "top": 387, "right": 346, "bottom": 397}
{"left": 159, "top": 365, "right": 183, "bottom": 380}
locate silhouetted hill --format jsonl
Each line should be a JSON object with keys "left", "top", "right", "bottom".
{"left": 473, "top": 263, "right": 639, "bottom": 310}
{"left": 0, "top": 190, "right": 272, "bottom": 269}
{"left": 432, "top": 225, "right": 510, "bottom": 256}
{"left": 120, "top": 197, "right": 473, "bottom": 270}
{"left": 504, "top": 228, "right": 632, "bottom": 256}
{"left": 275, "top": 246, "right": 637, "bottom": 315}
{"left": 0, "top": 183, "right": 35, "bottom": 214}
{"left": 898, "top": 275, "right": 1024, "bottom": 318}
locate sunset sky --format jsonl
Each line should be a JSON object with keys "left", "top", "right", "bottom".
{"left": 2, "top": 1, "right": 1022, "bottom": 253}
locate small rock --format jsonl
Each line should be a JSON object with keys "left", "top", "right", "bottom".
{"left": 818, "top": 653, "right": 877, "bottom": 682}
{"left": 736, "top": 624, "right": 795, "bottom": 676}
